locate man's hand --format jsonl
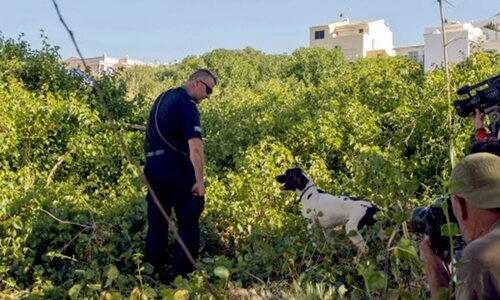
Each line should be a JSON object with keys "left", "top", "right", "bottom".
{"left": 472, "top": 108, "right": 485, "bottom": 130}
{"left": 419, "top": 236, "right": 451, "bottom": 299}
{"left": 191, "top": 181, "right": 205, "bottom": 197}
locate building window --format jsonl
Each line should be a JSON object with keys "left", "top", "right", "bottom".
{"left": 408, "top": 51, "right": 419, "bottom": 61}
{"left": 315, "top": 30, "right": 325, "bottom": 39}
{"left": 359, "top": 28, "right": 364, "bottom": 33}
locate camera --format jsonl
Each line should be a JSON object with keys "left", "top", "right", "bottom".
{"left": 410, "top": 197, "right": 465, "bottom": 261}
{"left": 454, "top": 74, "right": 500, "bottom": 117}
{"left": 454, "top": 74, "right": 500, "bottom": 138}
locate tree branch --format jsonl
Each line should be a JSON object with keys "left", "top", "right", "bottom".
{"left": 46, "top": 148, "right": 78, "bottom": 186}
{"left": 39, "top": 208, "right": 94, "bottom": 230}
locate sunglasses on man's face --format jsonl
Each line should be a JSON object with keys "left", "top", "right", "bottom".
{"left": 199, "top": 80, "right": 213, "bottom": 95}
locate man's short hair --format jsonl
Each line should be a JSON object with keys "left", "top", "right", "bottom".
{"left": 188, "top": 69, "right": 218, "bottom": 85}
{"left": 449, "top": 152, "right": 500, "bottom": 209}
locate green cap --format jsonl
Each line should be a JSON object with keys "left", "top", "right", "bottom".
{"left": 449, "top": 153, "right": 500, "bottom": 209}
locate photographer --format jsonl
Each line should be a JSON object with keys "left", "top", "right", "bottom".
{"left": 454, "top": 74, "right": 500, "bottom": 140}
{"left": 468, "top": 137, "right": 500, "bottom": 156}
{"left": 419, "top": 153, "right": 500, "bottom": 299}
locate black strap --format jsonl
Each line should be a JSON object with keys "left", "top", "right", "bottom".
{"left": 154, "top": 92, "right": 188, "bottom": 158}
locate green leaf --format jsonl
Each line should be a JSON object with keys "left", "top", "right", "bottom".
{"left": 68, "top": 284, "right": 81, "bottom": 300}
{"left": 106, "top": 264, "right": 119, "bottom": 280}
{"left": 366, "top": 270, "right": 386, "bottom": 292}
{"left": 12, "top": 219, "right": 23, "bottom": 230}
{"left": 105, "top": 264, "right": 119, "bottom": 288}
{"left": 142, "top": 263, "right": 154, "bottom": 275}
{"left": 441, "top": 223, "right": 459, "bottom": 237}
{"left": 173, "top": 289, "right": 190, "bottom": 300}
{"left": 337, "top": 284, "right": 348, "bottom": 297}
{"left": 393, "top": 238, "right": 418, "bottom": 261}
{"left": 214, "top": 266, "right": 230, "bottom": 279}
{"left": 87, "top": 283, "right": 102, "bottom": 290}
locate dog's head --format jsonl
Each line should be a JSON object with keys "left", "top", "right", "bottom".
{"left": 276, "top": 168, "right": 310, "bottom": 191}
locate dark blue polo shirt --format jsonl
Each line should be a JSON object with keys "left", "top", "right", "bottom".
{"left": 144, "top": 86, "right": 202, "bottom": 173}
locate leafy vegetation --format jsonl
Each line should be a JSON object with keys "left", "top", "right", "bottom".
{"left": 1, "top": 34, "right": 499, "bottom": 299}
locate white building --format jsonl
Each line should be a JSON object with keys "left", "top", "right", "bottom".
{"left": 64, "top": 54, "right": 154, "bottom": 74}
{"left": 309, "top": 19, "right": 395, "bottom": 61}
{"left": 473, "top": 16, "right": 500, "bottom": 53}
{"left": 424, "top": 22, "right": 484, "bottom": 71}
{"left": 310, "top": 17, "right": 499, "bottom": 72}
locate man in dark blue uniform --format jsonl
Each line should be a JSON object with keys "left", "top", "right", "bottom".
{"left": 143, "top": 69, "right": 217, "bottom": 280}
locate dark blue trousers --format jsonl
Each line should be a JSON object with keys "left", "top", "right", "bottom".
{"left": 144, "top": 158, "right": 204, "bottom": 279}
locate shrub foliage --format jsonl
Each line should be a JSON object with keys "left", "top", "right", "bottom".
{"left": 1, "top": 35, "right": 499, "bottom": 298}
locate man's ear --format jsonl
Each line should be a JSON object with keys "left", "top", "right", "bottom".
{"left": 452, "top": 195, "right": 468, "bottom": 221}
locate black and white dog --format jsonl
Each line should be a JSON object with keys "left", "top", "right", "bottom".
{"left": 276, "top": 168, "right": 379, "bottom": 254}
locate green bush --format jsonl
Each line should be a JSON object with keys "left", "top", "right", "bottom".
{"left": 1, "top": 35, "right": 499, "bottom": 298}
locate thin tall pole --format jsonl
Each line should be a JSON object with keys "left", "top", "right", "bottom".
{"left": 438, "top": 0, "right": 456, "bottom": 168}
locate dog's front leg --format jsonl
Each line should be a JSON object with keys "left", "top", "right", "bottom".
{"left": 322, "top": 228, "right": 334, "bottom": 244}
{"left": 345, "top": 221, "right": 368, "bottom": 254}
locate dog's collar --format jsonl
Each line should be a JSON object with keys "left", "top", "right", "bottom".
{"left": 299, "top": 184, "right": 316, "bottom": 201}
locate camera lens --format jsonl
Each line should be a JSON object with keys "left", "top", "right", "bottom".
{"left": 410, "top": 207, "right": 428, "bottom": 234}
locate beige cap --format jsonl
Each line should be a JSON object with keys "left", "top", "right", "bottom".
{"left": 449, "top": 152, "right": 500, "bottom": 209}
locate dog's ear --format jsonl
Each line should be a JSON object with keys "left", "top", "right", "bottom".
{"left": 290, "top": 168, "right": 309, "bottom": 190}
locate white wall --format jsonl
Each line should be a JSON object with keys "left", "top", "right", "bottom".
{"left": 424, "top": 23, "right": 482, "bottom": 71}
{"left": 367, "top": 20, "right": 395, "bottom": 56}
{"left": 309, "top": 19, "right": 395, "bottom": 61}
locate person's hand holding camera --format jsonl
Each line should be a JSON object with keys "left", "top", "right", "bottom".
{"left": 471, "top": 108, "right": 490, "bottom": 140}
{"left": 419, "top": 236, "right": 451, "bottom": 299}
{"left": 472, "top": 108, "right": 485, "bottom": 130}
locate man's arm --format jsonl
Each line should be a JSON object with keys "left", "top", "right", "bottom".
{"left": 188, "top": 137, "right": 204, "bottom": 196}
{"left": 419, "top": 236, "right": 451, "bottom": 300}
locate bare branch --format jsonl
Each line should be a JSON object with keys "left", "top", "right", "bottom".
{"left": 120, "top": 122, "right": 146, "bottom": 131}
{"left": 39, "top": 208, "right": 94, "bottom": 230}
{"left": 46, "top": 148, "right": 78, "bottom": 186}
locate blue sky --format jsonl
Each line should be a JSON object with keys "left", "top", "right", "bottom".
{"left": 1, "top": 0, "right": 498, "bottom": 63}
